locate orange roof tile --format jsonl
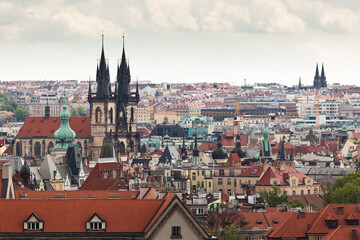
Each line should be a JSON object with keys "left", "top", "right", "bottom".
{"left": 17, "top": 116, "right": 90, "bottom": 137}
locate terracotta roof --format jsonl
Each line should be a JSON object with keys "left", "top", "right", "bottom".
{"left": 0, "top": 197, "right": 175, "bottom": 233}
{"left": 239, "top": 166, "right": 263, "bottom": 177}
{"left": 15, "top": 190, "right": 139, "bottom": 199}
{"left": 256, "top": 166, "right": 313, "bottom": 186}
{"left": 308, "top": 204, "right": 360, "bottom": 234}
{"left": 264, "top": 212, "right": 318, "bottom": 239}
{"left": 199, "top": 143, "right": 217, "bottom": 151}
{"left": 287, "top": 195, "right": 324, "bottom": 210}
{"left": 227, "top": 154, "right": 241, "bottom": 164}
{"left": 321, "top": 225, "right": 360, "bottom": 240}
{"left": 17, "top": 116, "right": 90, "bottom": 137}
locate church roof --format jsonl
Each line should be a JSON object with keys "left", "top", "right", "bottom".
{"left": 17, "top": 116, "right": 90, "bottom": 138}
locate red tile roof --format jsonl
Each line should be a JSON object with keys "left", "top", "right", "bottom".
{"left": 239, "top": 166, "right": 263, "bottom": 177}
{"left": 17, "top": 116, "right": 90, "bottom": 137}
{"left": 264, "top": 212, "right": 318, "bottom": 239}
{"left": 321, "top": 225, "right": 360, "bottom": 240}
{"left": 308, "top": 204, "right": 360, "bottom": 235}
{"left": 227, "top": 154, "right": 241, "bottom": 165}
{"left": 256, "top": 166, "right": 314, "bottom": 186}
{"left": 0, "top": 197, "right": 175, "bottom": 233}
{"left": 199, "top": 143, "right": 217, "bottom": 151}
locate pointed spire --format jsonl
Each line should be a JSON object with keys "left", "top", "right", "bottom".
{"left": 193, "top": 132, "right": 199, "bottom": 157}
{"left": 88, "top": 76, "right": 92, "bottom": 99}
{"left": 136, "top": 78, "right": 139, "bottom": 98}
{"left": 181, "top": 134, "right": 187, "bottom": 160}
{"left": 96, "top": 33, "right": 110, "bottom": 99}
{"left": 321, "top": 63, "right": 325, "bottom": 77}
{"left": 315, "top": 63, "right": 319, "bottom": 78}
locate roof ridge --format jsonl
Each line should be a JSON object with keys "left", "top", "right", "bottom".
{"left": 268, "top": 212, "right": 294, "bottom": 237}
{"left": 308, "top": 204, "right": 331, "bottom": 233}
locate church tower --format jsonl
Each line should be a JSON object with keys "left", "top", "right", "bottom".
{"left": 313, "top": 63, "right": 320, "bottom": 89}
{"left": 320, "top": 63, "right": 327, "bottom": 88}
{"left": 88, "top": 35, "right": 140, "bottom": 163}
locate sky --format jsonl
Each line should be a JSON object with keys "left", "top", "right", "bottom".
{"left": 1, "top": 0, "right": 360, "bottom": 86}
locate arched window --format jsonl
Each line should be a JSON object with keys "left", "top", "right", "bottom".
{"left": 109, "top": 108, "right": 113, "bottom": 124}
{"left": 16, "top": 142, "right": 22, "bottom": 156}
{"left": 119, "top": 142, "right": 125, "bottom": 155}
{"left": 314, "top": 188, "right": 318, "bottom": 194}
{"left": 292, "top": 191, "right": 296, "bottom": 196}
{"left": 47, "top": 142, "right": 54, "bottom": 154}
{"left": 131, "top": 107, "right": 134, "bottom": 122}
{"left": 308, "top": 189, "right": 311, "bottom": 195}
{"left": 42, "top": 140, "right": 46, "bottom": 156}
{"left": 95, "top": 107, "right": 101, "bottom": 123}
{"left": 34, "top": 142, "right": 41, "bottom": 158}
{"left": 84, "top": 140, "right": 88, "bottom": 157}
{"left": 301, "top": 190, "right": 304, "bottom": 195}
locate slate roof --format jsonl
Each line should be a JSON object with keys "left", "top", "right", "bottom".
{"left": 39, "top": 155, "right": 57, "bottom": 180}
{"left": 16, "top": 116, "right": 90, "bottom": 137}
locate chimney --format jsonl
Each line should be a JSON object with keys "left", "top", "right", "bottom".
{"left": 279, "top": 162, "right": 286, "bottom": 171}
{"left": 290, "top": 161, "right": 295, "bottom": 168}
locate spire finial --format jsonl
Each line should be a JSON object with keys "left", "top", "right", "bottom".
{"left": 122, "top": 32, "right": 125, "bottom": 48}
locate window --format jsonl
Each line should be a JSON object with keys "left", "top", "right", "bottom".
{"left": 218, "top": 178, "right": 223, "bottom": 185}
{"left": 234, "top": 179, "right": 237, "bottom": 187}
{"left": 292, "top": 191, "right": 296, "bottom": 195}
{"left": 109, "top": 108, "right": 113, "bottom": 123}
{"left": 23, "top": 213, "right": 43, "bottom": 231}
{"left": 219, "top": 169, "right": 224, "bottom": 176}
{"left": 96, "top": 107, "right": 101, "bottom": 123}
{"left": 27, "top": 222, "right": 40, "bottom": 230}
{"left": 86, "top": 213, "right": 106, "bottom": 231}
{"left": 171, "top": 226, "right": 182, "bottom": 238}
{"left": 315, "top": 237, "right": 322, "bottom": 240}
{"left": 227, "top": 189, "right": 231, "bottom": 195}
{"left": 202, "top": 170, "right": 205, "bottom": 176}
{"left": 90, "top": 222, "right": 102, "bottom": 230}
{"left": 201, "top": 182, "right": 204, "bottom": 188}
{"left": 227, "top": 179, "right": 231, "bottom": 185}
{"left": 229, "top": 169, "right": 234, "bottom": 176}
{"left": 192, "top": 172, "right": 196, "bottom": 181}
{"left": 209, "top": 182, "right": 211, "bottom": 188}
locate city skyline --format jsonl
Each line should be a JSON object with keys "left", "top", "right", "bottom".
{"left": 1, "top": 0, "right": 360, "bottom": 85}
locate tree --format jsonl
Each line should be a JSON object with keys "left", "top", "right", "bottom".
{"left": 71, "top": 106, "right": 87, "bottom": 116}
{"left": 206, "top": 213, "right": 246, "bottom": 240}
{"left": 14, "top": 106, "right": 28, "bottom": 122}
{"left": 308, "top": 202, "right": 316, "bottom": 210}
{"left": 290, "top": 198, "right": 304, "bottom": 208}
{"left": 259, "top": 186, "right": 288, "bottom": 207}
{"left": 324, "top": 173, "right": 360, "bottom": 205}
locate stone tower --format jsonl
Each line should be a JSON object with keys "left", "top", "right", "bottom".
{"left": 88, "top": 35, "right": 140, "bottom": 162}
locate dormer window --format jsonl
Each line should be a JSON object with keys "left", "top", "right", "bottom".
{"left": 23, "top": 213, "right": 43, "bottom": 231}
{"left": 86, "top": 213, "right": 106, "bottom": 231}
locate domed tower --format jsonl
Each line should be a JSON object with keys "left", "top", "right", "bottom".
{"left": 212, "top": 135, "right": 227, "bottom": 162}
{"left": 53, "top": 98, "right": 76, "bottom": 150}
{"left": 231, "top": 134, "right": 247, "bottom": 158}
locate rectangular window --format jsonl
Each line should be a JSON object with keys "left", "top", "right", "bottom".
{"left": 202, "top": 170, "right": 205, "bottom": 176}
{"left": 209, "top": 182, "right": 211, "bottom": 188}
{"left": 227, "top": 179, "right": 231, "bottom": 185}
{"left": 27, "top": 222, "right": 40, "bottom": 230}
{"left": 90, "top": 222, "right": 103, "bottom": 230}
{"left": 218, "top": 178, "right": 223, "bottom": 185}
{"left": 172, "top": 226, "right": 182, "bottom": 238}
{"left": 229, "top": 169, "right": 234, "bottom": 176}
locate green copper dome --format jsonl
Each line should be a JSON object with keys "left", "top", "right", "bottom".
{"left": 346, "top": 149, "right": 352, "bottom": 159}
{"left": 53, "top": 100, "right": 76, "bottom": 149}
{"left": 164, "top": 129, "right": 170, "bottom": 140}
{"left": 342, "top": 123, "right": 347, "bottom": 132}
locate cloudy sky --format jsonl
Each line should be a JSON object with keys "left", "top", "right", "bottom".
{"left": 0, "top": 0, "right": 360, "bottom": 86}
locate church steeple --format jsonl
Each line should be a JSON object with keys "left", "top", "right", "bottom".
{"left": 181, "top": 134, "right": 187, "bottom": 160}
{"left": 314, "top": 63, "right": 320, "bottom": 89}
{"left": 320, "top": 63, "right": 327, "bottom": 88}
{"left": 298, "top": 77, "right": 302, "bottom": 89}
{"left": 117, "top": 35, "right": 130, "bottom": 98}
{"left": 96, "top": 34, "right": 110, "bottom": 99}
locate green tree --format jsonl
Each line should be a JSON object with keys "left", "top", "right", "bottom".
{"left": 309, "top": 202, "right": 317, "bottom": 209}
{"left": 14, "top": 106, "right": 28, "bottom": 122}
{"left": 71, "top": 106, "right": 87, "bottom": 116}
{"left": 290, "top": 198, "right": 304, "bottom": 208}
{"left": 324, "top": 173, "right": 360, "bottom": 205}
{"left": 259, "top": 186, "right": 288, "bottom": 207}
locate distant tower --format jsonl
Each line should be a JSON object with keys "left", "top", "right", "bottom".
{"left": 320, "top": 63, "right": 327, "bottom": 88}
{"left": 192, "top": 133, "right": 200, "bottom": 166}
{"left": 298, "top": 77, "right": 302, "bottom": 89}
{"left": 260, "top": 118, "right": 272, "bottom": 160}
{"left": 313, "top": 63, "right": 320, "bottom": 89}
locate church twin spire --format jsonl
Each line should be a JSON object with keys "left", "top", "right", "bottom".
{"left": 95, "top": 34, "right": 110, "bottom": 99}
{"left": 313, "top": 63, "right": 327, "bottom": 89}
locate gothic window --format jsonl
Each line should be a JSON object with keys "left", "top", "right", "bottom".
{"left": 47, "top": 141, "right": 54, "bottom": 154}
{"left": 34, "top": 142, "right": 41, "bottom": 158}
{"left": 16, "top": 141, "right": 22, "bottom": 156}
{"left": 84, "top": 140, "right": 88, "bottom": 156}
{"left": 131, "top": 107, "right": 134, "bottom": 123}
{"left": 109, "top": 108, "right": 113, "bottom": 124}
{"left": 42, "top": 140, "right": 46, "bottom": 156}
{"left": 95, "top": 107, "right": 101, "bottom": 123}
{"left": 119, "top": 142, "right": 125, "bottom": 155}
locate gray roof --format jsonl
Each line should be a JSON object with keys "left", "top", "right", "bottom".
{"left": 8, "top": 156, "right": 24, "bottom": 174}
{"left": 39, "top": 155, "right": 57, "bottom": 180}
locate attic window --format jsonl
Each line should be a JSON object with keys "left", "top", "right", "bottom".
{"left": 86, "top": 213, "right": 106, "bottom": 231}
{"left": 23, "top": 213, "right": 44, "bottom": 231}
{"left": 273, "top": 220, "right": 279, "bottom": 224}
{"left": 256, "top": 220, "right": 263, "bottom": 224}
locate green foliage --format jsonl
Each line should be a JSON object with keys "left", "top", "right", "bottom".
{"left": 205, "top": 213, "right": 246, "bottom": 240}
{"left": 259, "top": 185, "right": 288, "bottom": 207}
{"left": 290, "top": 198, "right": 304, "bottom": 208}
{"left": 0, "top": 93, "right": 16, "bottom": 112}
{"left": 324, "top": 173, "right": 360, "bottom": 205}
{"left": 71, "top": 106, "right": 87, "bottom": 116}
{"left": 309, "top": 202, "right": 317, "bottom": 209}
{"left": 14, "top": 106, "right": 28, "bottom": 122}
